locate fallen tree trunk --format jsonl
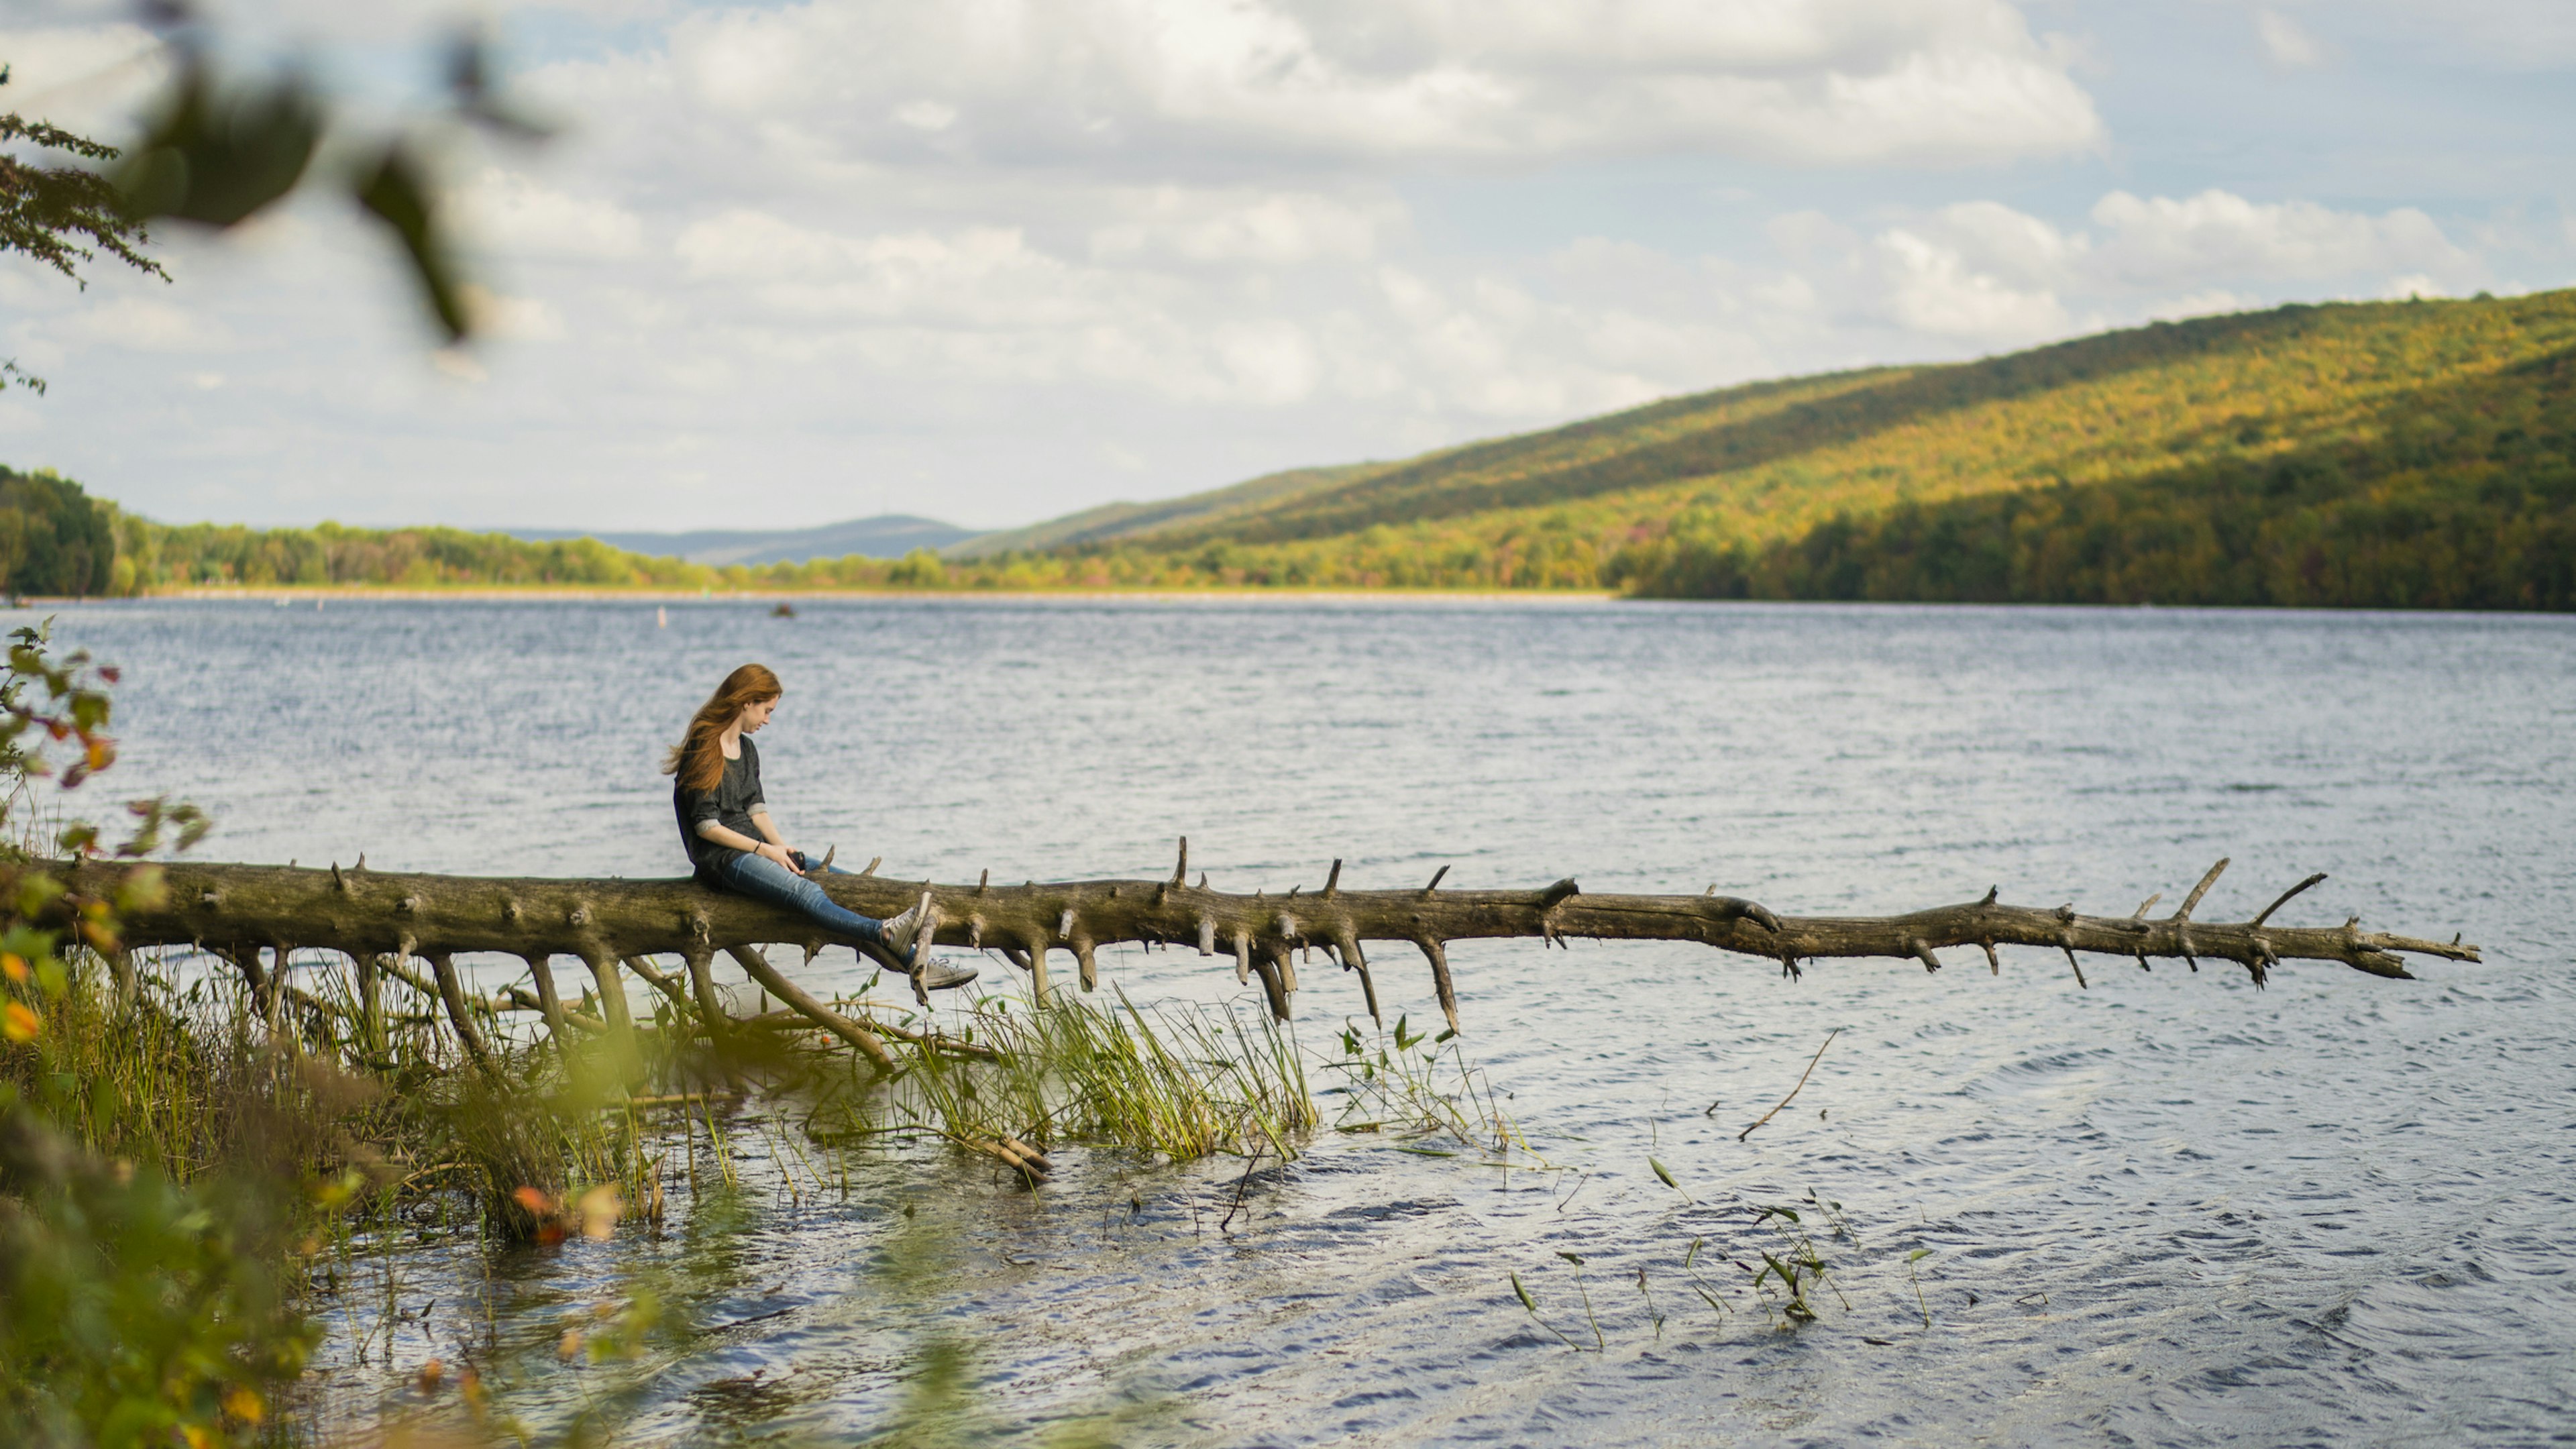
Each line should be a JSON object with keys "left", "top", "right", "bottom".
{"left": 33, "top": 846, "right": 2478, "bottom": 1059}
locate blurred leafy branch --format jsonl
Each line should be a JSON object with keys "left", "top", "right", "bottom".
{"left": 2, "top": 5, "right": 550, "bottom": 357}
{"left": 0, "top": 617, "right": 205, "bottom": 856}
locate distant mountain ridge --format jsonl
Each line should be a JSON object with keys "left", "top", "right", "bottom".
{"left": 494, "top": 462, "right": 1403, "bottom": 566}
{"left": 943, "top": 463, "right": 1387, "bottom": 557}
{"left": 505, "top": 514, "right": 974, "bottom": 566}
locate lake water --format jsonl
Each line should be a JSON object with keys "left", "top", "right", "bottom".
{"left": 32, "top": 595, "right": 2576, "bottom": 1446}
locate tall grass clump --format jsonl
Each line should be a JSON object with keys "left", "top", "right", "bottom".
{"left": 812, "top": 983, "right": 1316, "bottom": 1167}
{"left": 1318, "top": 1012, "right": 1526, "bottom": 1156}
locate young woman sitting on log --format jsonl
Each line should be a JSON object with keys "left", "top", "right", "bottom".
{"left": 666, "top": 662, "right": 975, "bottom": 991}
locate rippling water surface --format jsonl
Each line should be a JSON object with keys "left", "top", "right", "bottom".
{"left": 38, "top": 596, "right": 2576, "bottom": 1446}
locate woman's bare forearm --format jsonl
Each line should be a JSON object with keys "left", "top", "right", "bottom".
{"left": 694, "top": 819, "right": 768, "bottom": 854}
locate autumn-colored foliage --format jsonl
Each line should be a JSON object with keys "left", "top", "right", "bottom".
{"left": 14, "top": 290, "right": 2575, "bottom": 608}
{"left": 1005, "top": 290, "right": 2576, "bottom": 606}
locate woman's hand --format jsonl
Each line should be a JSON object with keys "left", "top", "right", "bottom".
{"left": 753, "top": 841, "right": 804, "bottom": 875}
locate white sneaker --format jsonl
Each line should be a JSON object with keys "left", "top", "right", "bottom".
{"left": 877, "top": 891, "right": 932, "bottom": 966}
{"left": 912, "top": 959, "right": 979, "bottom": 991}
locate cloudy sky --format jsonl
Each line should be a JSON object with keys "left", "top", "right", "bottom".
{"left": 3, "top": 1, "right": 2572, "bottom": 532}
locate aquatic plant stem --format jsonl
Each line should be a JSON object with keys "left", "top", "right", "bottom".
{"left": 1739, "top": 1029, "right": 1839, "bottom": 1142}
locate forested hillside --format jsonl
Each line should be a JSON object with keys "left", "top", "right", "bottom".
{"left": 947, "top": 290, "right": 2576, "bottom": 608}
{"left": 9, "top": 290, "right": 2573, "bottom": 606}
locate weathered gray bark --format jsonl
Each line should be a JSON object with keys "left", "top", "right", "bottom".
{"left": 35, "top": 848, "right": 2479, "bottom": 1058}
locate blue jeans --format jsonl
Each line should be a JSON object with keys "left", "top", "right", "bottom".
{"left": 706, "top": 850, "right": 888, "bottom": 947}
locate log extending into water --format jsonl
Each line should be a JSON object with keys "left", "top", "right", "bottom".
{"left": 34, "top": 848, "right": 2479, "bottom": 1057}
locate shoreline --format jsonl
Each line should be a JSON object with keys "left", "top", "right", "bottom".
{"left": 15, "top": 585, "right": 1624, "bottom": 604}
{"left": 12, "top": 590, "right": 2571, "bottom": 620}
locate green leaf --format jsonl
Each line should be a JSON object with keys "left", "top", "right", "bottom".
{"left": 117, "top": 60, "right": 322, "bottom": 229}
{"left": 354, "top": 142, "right": 471, "bottom": 342}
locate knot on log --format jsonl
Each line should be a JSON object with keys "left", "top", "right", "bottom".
{"left": 1701, "top": 895, "right": 1782, "bottom": 933}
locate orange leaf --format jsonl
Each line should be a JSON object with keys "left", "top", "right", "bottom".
{"left": 222, "top": 1385, "right": 264, "bottom": 1424}
{"left": 578, "top": 1183, "right": 623, "bottom": 1240}
{"left": 3, "top": 1002, "right": 40, "bottom": 1044}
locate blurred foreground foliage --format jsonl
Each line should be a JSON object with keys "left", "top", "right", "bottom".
{"left": 0, "top": 622, "right": 311, "bottom": 1446}
{"left": 5, "top": 10, "right": 552, "bottom": 360}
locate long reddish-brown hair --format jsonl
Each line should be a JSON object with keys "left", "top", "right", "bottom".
{"left": 663, "top": 663, "right": 782, "bottom": 792}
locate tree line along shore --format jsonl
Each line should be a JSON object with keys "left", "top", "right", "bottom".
{"left": 11, "top": 290, "right": 2575, "bottom": 610}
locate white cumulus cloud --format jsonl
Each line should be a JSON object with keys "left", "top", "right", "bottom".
{"left": 1089, "top": 188, "right": 1398, "bottom": 265}
{"left": 2086, "top": 190, "right": 2473, "bottom": 289}
{"left": 599, "top": 0, "right": 2101, "bottom": 172}
{"left": 1792, "top": 190, "right": 2487, "bottom": 346}
{"left": 456, "top": 170, "right": 648, "bottom": 262}
{"left": 0, "top": 22, "right": 168, "bottom": 136}
{"left": 2255, "top": 9, "right": 2330, "bottom": 69}
{"left": 1875, "top": 227, "right": 2072, "bottom": 342}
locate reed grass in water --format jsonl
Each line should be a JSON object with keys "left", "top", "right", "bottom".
{"left": 796, "top": 981, "right": 1318, "bottom": 1167}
